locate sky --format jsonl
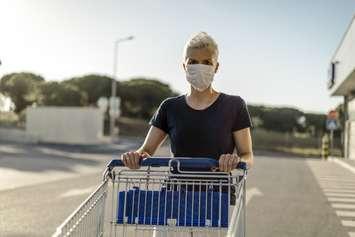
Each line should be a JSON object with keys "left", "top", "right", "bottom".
{"left": 0, "top": 0, "right": 354, "bottom": 114}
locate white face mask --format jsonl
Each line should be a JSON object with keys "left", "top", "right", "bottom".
{"left": 185, "top": 64, "right": 215, "bottom": 92}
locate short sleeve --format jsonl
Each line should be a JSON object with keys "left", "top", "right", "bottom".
{"left": 232, "top": 98, "right": 253, "bottom": 132}
{"left": 149, "top": 100, "right": 169, "bottom": 133}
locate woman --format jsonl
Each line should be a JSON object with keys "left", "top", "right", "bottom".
{"left": 121, "top": 31, "right": 253, "bottom": 172}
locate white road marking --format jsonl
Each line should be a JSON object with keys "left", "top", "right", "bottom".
{"left": 325, "top": 193, "right": 355, "bottom": 198}
{"left": 328, "top": 197, "right": 355, "bottom": 203}
{"left": 60, "top": 186, "right": 96, "bottom": 198}
{"left": 308, "top": 159, "right": 355, "bottom": 237}
{"left": 319, "top": 178, "right": 355, "bottom": 183}
{"left": 332, "top": 203, "right": 355, "bottom": 209}
{"left": 322, "top": 184, "right": 355, "bottom": 188}
{"left": 342, "top": 220, "right": 355, "bottom": 227}
{"left": 319, "top": 176, "right": 349, "bottom": 179}
{"left": 320, "top": 183, "right": 355, "bottom": 187}
{"left": 336, "top": 211, "right": 355, "bottom": 217}
{"left": 323, "top": 189, "right": 355, "bottom": 194}
{"left": 246, "top": 187, "right": 263, "bottom": 205}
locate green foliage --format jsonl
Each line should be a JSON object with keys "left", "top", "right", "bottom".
{"left": 0, "top": 72, "right": 44, "bottom": 113}
{"left": 61, "top": 75, "right": 178, "bottom": 119}
{"left": 249, "top": 105, "right": 303, "bottom": 132}
{"left": 120, "top": 78, "right": 178, "bottom": 119}
{"left": 303, "top": 113, "right": 327, "bottom": 136}
{"left": 62, "top": 74, "right": 114, "bottom": 105}
{"left": 38, "top": 82, "right": 88, "bottom": 106}
{"left": 248, "top": 104, "right": 327, "bottom": 137}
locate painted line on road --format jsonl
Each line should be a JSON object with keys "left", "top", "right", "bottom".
{"left": 309, "top": 160, "right": 355, "bottom": 237}
{"left": 320, "top": 181, "right": 355, "bottom": 186}
{"left": 328, "top": 197, "right": 355, "bottom": 203}
{"left": 60, "top": 186, "right": 96, "bottom": 198}
{"left": 336, "top": 211, "right": 355, "bottom": 217}
{"left": 319, "top": 178, "right": 355, "bottom": 183}
{"left": 325, "top": 193, "right": 355, "bottom": 198}
{"left": 319, "top": 175, "right": 350, "bottom": 178}
{"left": 332, "top": 203, "right": 355, "bottom": 209}
{"left": 321, "top": 185, "right": 355, "bottom": 191}
{"left": 323, "top": 189, "right": 355, "bottom": 194}
{"left": 320, "top": 180, "right": 355, "bottom": 184}
{"left": 321, "top": 185, "right": 355, "bottom": 190}
{"left": 342, "top": 220, "right": 355, "bottom": 227}
{"left": 320, "top": 182, "right": 355, "bottom": 187}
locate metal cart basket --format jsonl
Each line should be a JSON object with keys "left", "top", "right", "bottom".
{"left": 53, "top": 157, "right": 247, "bottom": 237}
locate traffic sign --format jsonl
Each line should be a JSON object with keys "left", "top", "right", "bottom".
{"left": 326, "top": 110, "right": 339, "bottom": 131}
{"left": 326, "top": 119, "right": 338, "bottom": 131}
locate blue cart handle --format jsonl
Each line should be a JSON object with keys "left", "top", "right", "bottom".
{"left": 106, "top": 157, "right": 248, "bottom": 171}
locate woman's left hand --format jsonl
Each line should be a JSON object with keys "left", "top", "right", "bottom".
{"left": 218, "top": 153, "right": 240, "bottom": 172}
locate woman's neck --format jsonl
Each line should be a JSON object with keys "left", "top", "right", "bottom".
{"left": 186, "top": 86, "right": 220, "bottom": 105}
{"left": 188, "top": 86, "right": 216, "bottom": 97}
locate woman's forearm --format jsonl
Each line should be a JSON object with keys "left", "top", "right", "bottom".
{"left": 239, "top": 152, "right": 254, "bottom": 168}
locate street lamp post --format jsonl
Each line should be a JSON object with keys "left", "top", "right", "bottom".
{"left": 110, "top": 36, "right": 134, "bottom": 140}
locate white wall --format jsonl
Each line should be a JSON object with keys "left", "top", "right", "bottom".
{"left": 26, "top": 107, "right": 104, "bottom": 144}
{"left": 331, "top": 16, "right": 355, "bottom": 95}
{"left": 348, "top": 98, "right": 355, "bottom": 121}
{"left": 346, "top": 120, "right": 355, "bottom": 160}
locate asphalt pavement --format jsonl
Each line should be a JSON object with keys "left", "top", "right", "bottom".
{"left": 0, "top": 140, "right": 354, "bottom": 237}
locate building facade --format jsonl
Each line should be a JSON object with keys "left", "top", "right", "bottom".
{"left": 328, "top": 16, "right": 355, "bottom": 159}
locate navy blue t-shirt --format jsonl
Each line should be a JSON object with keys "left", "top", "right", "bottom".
{"left": 149, "top": 93, "right": 253, "bottom": 160}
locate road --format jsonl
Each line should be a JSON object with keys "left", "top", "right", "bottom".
{"left": 0, "top": 140, "right": 354, "bottom": 237}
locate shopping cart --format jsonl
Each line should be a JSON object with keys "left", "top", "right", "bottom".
{"left": 53, "top": 157, "right": 247, "bottom": 237}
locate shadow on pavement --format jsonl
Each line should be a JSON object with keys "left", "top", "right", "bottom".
{"left": 0, "top": 137, "right": 141, "bottom": 173}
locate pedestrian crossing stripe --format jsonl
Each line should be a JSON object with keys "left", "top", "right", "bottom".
{"left": 326, "top": 193, "right": 355, "bottom": 198}
{"left": 341, "top": 220, "right": 355, "bottom": 227}
{"left": 336, "top": 211, "right": 355, "bottom": 217}
{"left": 308, "top": 159, "right": 355, "bottom": 237}
{"left": 328, "top": 198, "right": 355, "bottom": 203}
{"left": 332, "top": 203, "right": 355, "bottom": 209}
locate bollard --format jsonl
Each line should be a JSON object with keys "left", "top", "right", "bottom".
{"left": 321, "top": 134, "right": 329, "bottom": 160}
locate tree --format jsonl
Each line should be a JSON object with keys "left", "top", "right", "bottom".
{"left": 248, "top": 104, "right": 326, "bottom": 136}
{"left": 303, "top": 113, "right": 326, "bottom": 137}
{"left": 0, "top": 72, "right": 44, "bottom": 113}
{"left": 38, "top": 81, "right": 88, "bottom": 106}
{"left": 62, "top": 74, "right": 115, "bottom": 105}
{"left": 120, "top": 78, "right": 178, "bottom": 119}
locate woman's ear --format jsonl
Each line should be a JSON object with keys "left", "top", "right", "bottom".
{"left": 182, "top": 62, "right": 187, "bottom": 72}
{"left": 215, "top": 62, "right": 220, "bottom": 73}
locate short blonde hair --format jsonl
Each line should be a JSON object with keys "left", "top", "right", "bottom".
{"left": 183, "top": 32, "right": 219, "bottom": 64}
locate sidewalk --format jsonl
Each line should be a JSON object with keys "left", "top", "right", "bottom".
{"left": 328, "top": 157, "right": 355, "bottom": 175}
{"left": 344, "top": 159, "right": 355, "bottom": 167}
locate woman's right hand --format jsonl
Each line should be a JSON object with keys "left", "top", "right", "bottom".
{"left": 121, "top": 151, "right": 150, "bottom": 169}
